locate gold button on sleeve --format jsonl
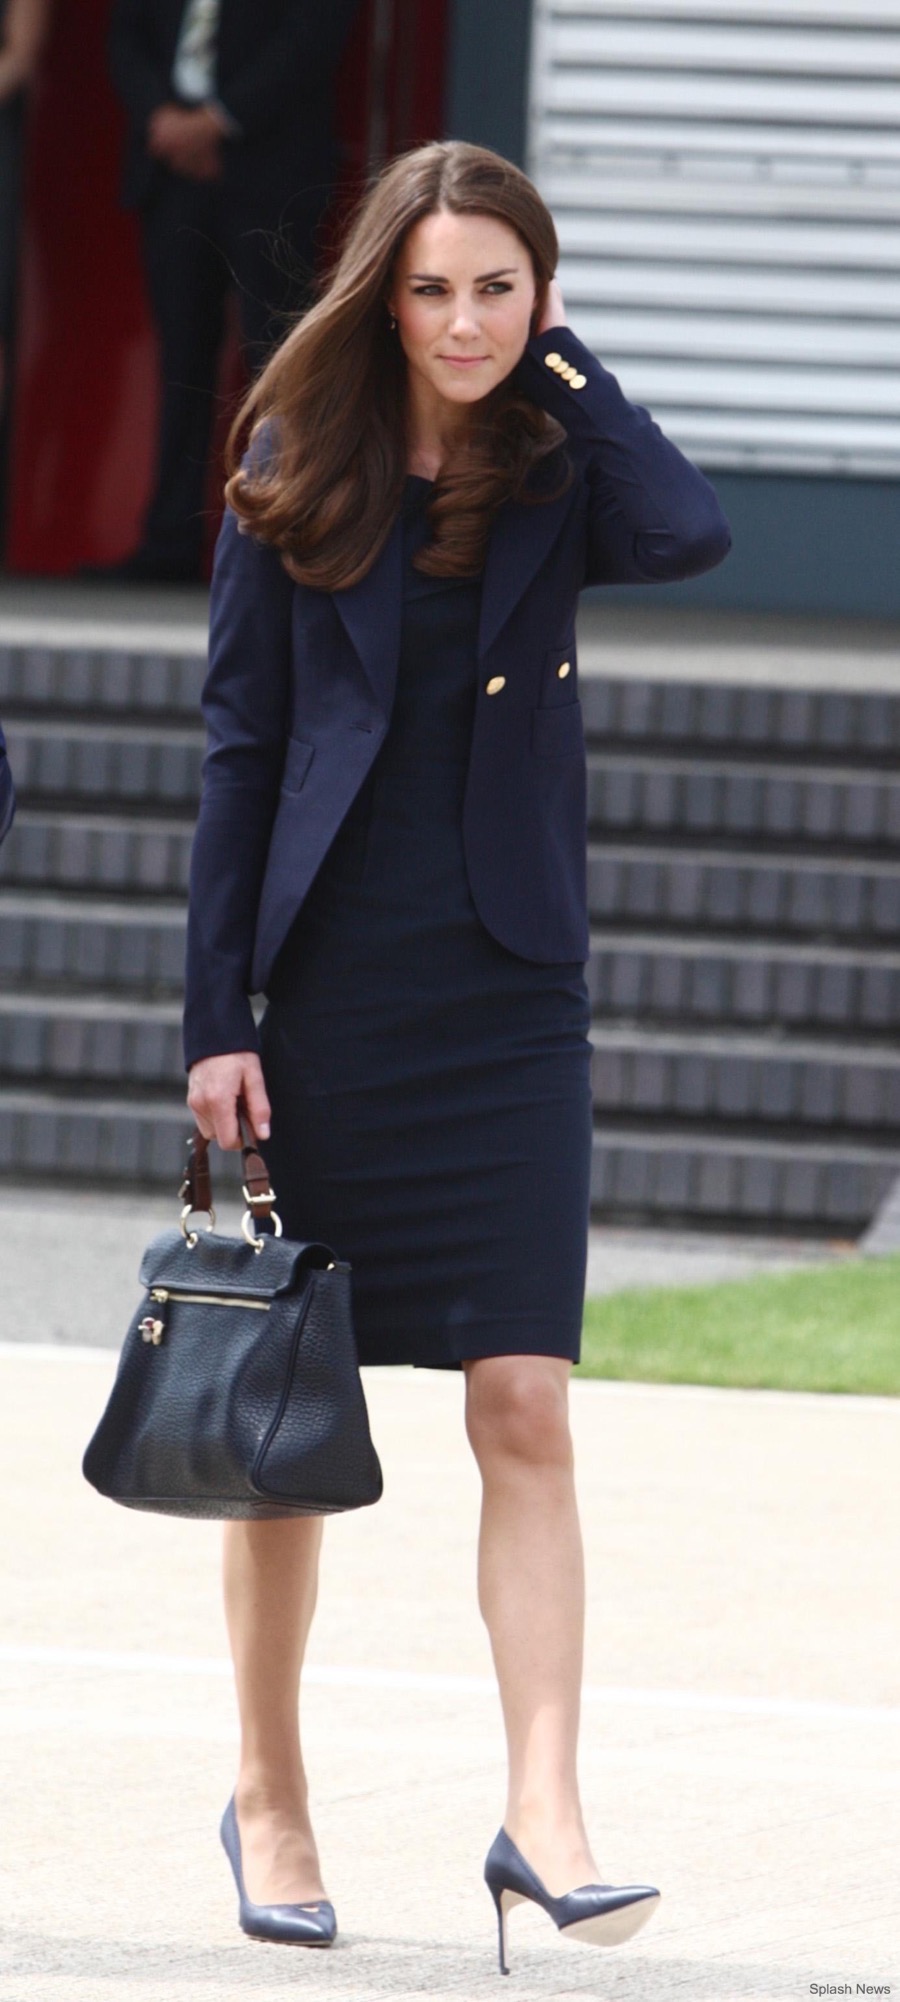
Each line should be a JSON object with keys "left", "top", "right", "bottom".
{"left": 557, "top": 661, "right": 571, "bottom": 679}
{"left": 570, "top": 372, "right": 587, "bottom": 389}
{"left": 544, "top": 351, "right": 562, "bottom": 370}
{"left": 485, "top": 676, "right": 506, "bottom": 696}
{"left": 560, "top": 365, "right": 577, "bottom": 383}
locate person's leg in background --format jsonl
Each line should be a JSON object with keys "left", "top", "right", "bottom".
{"left": 107, "top": 171, "right": 230, "bottom": 582}
{"left": 0, "top": 97, "right": 24, "bottom": 491}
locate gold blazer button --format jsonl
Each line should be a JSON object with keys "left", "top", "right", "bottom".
{"left": 544, "top": 351, "right": 562, "bottom": 370}
{"left": 569, "top": 372, "right": 587, "bottom": 389}
{"left": 557, "top": 661, "right": 571, "bottom": 679}
{"left": 486, "top": 676, "right": 506, "bottom": 695}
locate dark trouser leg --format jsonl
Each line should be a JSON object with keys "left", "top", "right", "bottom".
{"left": 138, "top": 174, "right": 230, "bottom": 574}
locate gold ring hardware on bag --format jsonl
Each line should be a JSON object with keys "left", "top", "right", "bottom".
{"left": 241, "top": 1179, "right": 282, "bottom": 1250}
{"left": 242, "top": 1207, "right": 284, "bottom": 1250}
{"left": 179, "top": 1201, "right": 216, "bottom": 1248}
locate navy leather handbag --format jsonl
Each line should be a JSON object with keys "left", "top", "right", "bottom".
{"left": 83, "top": 1119, "right": 383, "bottom": 1519}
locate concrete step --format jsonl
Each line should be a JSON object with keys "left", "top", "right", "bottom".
{"left": 589, "top": 932, "right": 900, "bottom": 1032}
{"left": 0, "top": 994, "right": 184, "bottom": 1088}
{"left": 0, "top": 1088, "right": 190, "bottom": 1184}
{"left": 3, "top": 719, "right": 202, "bottom": 807}
{"left": 586, "top": 754, "right": 900, "bottom": 851}
{"left": 8, "top": 638, "right": 899, "bottom": 763}
{"left": 591, "top": 1026, "right": 900, "bottom": 1134}
{"left": 6, "top": 818, "right": 900, "bottom": 931}
{"left": 588, "top": 843, "right": 900, "bottom": 940}
{"left": 4, "top": 993, "right": 900, "bottom": 1147}
{"left": 0, "top": 891, "right": 186, "bottom": 994}
{"left": 0, "top": 811, "right": 193, "bottom": 893}
{"left": 0, "top": 639, "right": 204, "bottom": 719}
{"left": 590, "top": 1128, "right": 899, "bottom": 1231}
{"left": 0, "top": 1084, "right": 894, "bottom": 1228}
{"left": 9, "top": 728, "right": 900, "bottom": 860}
{"left": 582, "top": 675, "right": 900, "bottom": 763}
{"left": 6, "top": 901, "right": 898, "bottom": 1026}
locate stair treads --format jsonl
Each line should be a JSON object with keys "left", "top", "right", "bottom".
{"left": 588, "top": 845, "right": 900, "bottom": 938}
{"left": 588, "top": 933, "right": 900, "bottom": 1030}
{"left": 591, "top": 1027, "right": 900, "bottom": 1129}
{"left": 587, "top": 754, "right": 900, "bottom": 846}
{"left": 590, "top": 1130, "right": 899, "bottom": 1229}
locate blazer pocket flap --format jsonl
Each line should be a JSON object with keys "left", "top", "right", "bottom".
{"left": 281, "top": 737, "right": 315, "bottom": 794}
{"left": 531, "top": 701, "right": 584, "bottom": 757}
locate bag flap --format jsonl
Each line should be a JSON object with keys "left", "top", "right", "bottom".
{"left": 138, "top": 1228, "right": 335, "bottom": 1300}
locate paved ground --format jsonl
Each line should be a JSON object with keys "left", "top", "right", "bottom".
{"left": 0, "top": 1339, "right": 897, "bottom": 2002}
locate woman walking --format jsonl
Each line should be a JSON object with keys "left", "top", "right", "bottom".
{"left": 184, "top": 139, "right": 730, "bottom": 1971}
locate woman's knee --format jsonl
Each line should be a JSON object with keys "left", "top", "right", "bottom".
{"left": 464, "top": 1356, "right": 573, "bottom": 1472}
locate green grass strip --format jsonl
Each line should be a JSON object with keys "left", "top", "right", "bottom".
{"left": 579, "top": 1254, "right": 900, "bottom": 1396}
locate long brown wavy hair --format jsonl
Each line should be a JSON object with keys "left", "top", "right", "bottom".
{"left": 224, "top": 141, "right": 572, "bottom": 590}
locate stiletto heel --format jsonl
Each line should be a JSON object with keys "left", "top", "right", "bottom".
{"left": 491, "top": 1884, "right": 526, "bottom": 1976}
{"left": 484, "top": 1827, "right": 659, "bottom": 1973}
{"left": 489, "top": 1884, "right": 508, "bottom": 1976}
{"left": 220, "top": 1796, "right": 337, "bottom": 1947}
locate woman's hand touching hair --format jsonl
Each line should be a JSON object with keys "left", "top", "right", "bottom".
{"left": 187, "top": 1053, "right": 272, "bottom": 1152}
{"left": 535, "top": 277, "right": 566, "bottom": 337}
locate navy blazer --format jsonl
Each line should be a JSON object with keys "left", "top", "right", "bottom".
{"left": 183, "top": 325, "right": 731, "bottom": 1067}
{"left": 0, "top": 719, "right": 15, "bottom": 846}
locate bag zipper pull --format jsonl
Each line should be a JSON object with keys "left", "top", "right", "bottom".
{"left": 139, "top": 1312, "right": 165, "bottom": 1345}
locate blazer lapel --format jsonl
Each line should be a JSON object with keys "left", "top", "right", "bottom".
{"left": 331, "top": 480, "right": 574, "bottom": 707}
{"left": 331, "top": 511, "right": 404, "bottom": 718}
{"left": 478, "top": 485, "right": 575, "bottom": 661}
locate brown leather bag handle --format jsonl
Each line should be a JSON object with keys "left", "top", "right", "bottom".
{"left": 181, "top": 1128, "right": 214, "bottom": 1222}
{"left": 180, "top": 1102, "right": 281, "bottom": 1244}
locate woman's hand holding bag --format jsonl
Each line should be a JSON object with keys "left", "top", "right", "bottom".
{"left": 187, "top": 1050, "right": 272, "bottom": 1149}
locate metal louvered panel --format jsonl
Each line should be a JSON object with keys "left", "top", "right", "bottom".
{"left": 527, "top": 1, "right": 900, "bottom": 476}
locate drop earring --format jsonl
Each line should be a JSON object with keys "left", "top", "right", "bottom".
{"left": 389, "top": 311, "right": 397, "bottom": 332}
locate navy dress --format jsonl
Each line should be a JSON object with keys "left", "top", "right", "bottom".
{"left": 259, "top": 476, "right": 593, "bottom": 1369}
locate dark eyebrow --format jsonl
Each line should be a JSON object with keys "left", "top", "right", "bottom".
{"left": 406, "top": 267, "right": 520, "bottom": 283}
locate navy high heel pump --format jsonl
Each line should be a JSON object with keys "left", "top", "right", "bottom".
{"left": 484, "top": 1827, "right": 659, "bottom": 1975}
{"left": 220, "top": 1796, "right": 337, "bottom": 1947}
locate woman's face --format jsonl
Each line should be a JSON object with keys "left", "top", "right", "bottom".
{"left": 387, "top": 209, "right": 538, "bottom": 410}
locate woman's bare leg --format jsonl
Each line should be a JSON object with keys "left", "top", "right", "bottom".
{"left": 222, "top": 1516, "right": 327, "bottom": 1903}
{"left": 464, "top": 1353, "right": 601, "bottom": 1897}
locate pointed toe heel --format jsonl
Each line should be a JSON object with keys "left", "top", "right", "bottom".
{"left": 484, "top": 1827, "right": 659, "bottom": 1975}
{"left": 220, "top": 1797, "right": 336, "bottom": 1947}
